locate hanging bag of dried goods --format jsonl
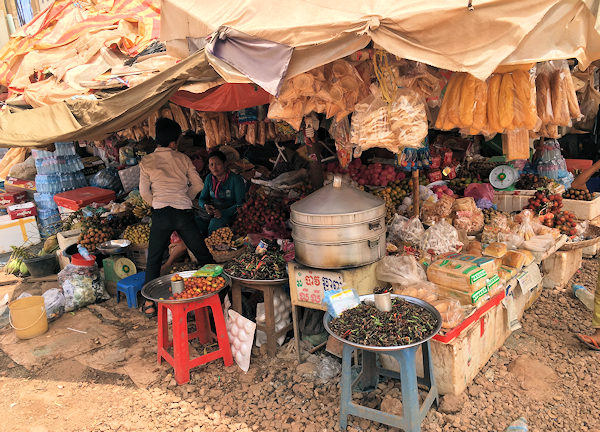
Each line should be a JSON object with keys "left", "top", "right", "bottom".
{"left": 502, "top": 129, "right": 530, "bottom": 161}
{"left": 390, "top": 88, "right": 428, "bottom": 149}
{"left": 329, "top": 117, "right": 353, "bottom": 168}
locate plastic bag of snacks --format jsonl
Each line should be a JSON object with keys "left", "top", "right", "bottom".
{"left": 329, "top": 117, "right": 353, "bottom": 168}
{"left": 58, "top": 261, "right": 108, "bottom": 312}
{"left": 376, "top": 255, "right": 426, "bottom": 287}
{"left": 420, "top": 220, "right": 462, "bottom": 255}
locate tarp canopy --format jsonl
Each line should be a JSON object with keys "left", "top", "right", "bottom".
{"left": 0, "top": 50, "right": 219, "bottom": 147}
{"left": 170, "top": 83, "right": 271, "bottom": 112}
{"left": 0, "top": 0, "right": 161, "bottom": 104}
{"left": 161, "top": 0, "right": 600, "bottom": 82}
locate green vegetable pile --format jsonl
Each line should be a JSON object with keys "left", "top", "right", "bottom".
{"left": 224, "top": 251, "right": 287, "bottom": 280}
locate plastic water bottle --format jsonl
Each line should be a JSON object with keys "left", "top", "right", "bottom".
{"left": 573, "top": 284, "right": 595, "bottom": 311}
{"left": 505, "top": 417, "right": 528, "bottom": 431}
{"left": 77, "top": 245, "right": 92, "bottom": 261}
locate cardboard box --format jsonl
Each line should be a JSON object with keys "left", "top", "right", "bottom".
{"left": 0, "top": 191, "right": 27, "bottom": 208}
{"left": 0, "top": 215, "right": 41, "bottom": 253}
{"left": 7, "top": 202, "right": 37, "bottom": 220}
{"left": 4, "top": 177, "right": 36, "bottom": 192}
{"left": 57, "top": 229, "right": 81, "bottom": 250}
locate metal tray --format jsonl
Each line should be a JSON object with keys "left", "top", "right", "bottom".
{"left": 141, "top": 270, "right": 230, "bottom": 304}
{"left": 223, "top": 271, "right": 288, "bottom": 287}
{"left": 97, "top": 239, "right": 131, "bottom": 255}
{"left": 324, "top": 294, "right": 442, "bottom": 352}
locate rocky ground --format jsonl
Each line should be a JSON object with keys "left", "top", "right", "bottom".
{"left": 0, "top": 259, "right": 599, "bottom": 432}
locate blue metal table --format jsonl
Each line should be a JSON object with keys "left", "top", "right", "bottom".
{"left": 325, "top": 295, "right": 441, "bottom": 432}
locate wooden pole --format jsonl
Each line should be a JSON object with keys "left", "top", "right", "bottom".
{"left": 412, "top": 169, "right": 420, "bottom": 218}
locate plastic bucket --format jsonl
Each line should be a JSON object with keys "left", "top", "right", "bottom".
{"left": 24, "top": 254, "right": 57, "bottom": 277}
{"left": 8, "top": 296, "right": 48, "bottom": 339}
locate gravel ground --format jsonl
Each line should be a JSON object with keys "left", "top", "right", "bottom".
{"left": 0, "top": 259, "right": 599, "bottom": 431}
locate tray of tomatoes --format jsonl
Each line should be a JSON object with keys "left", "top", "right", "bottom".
{"left": 141, "top": 270, "right": 229, "bottom": 304}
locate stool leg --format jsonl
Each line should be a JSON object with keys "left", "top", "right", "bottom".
{"left": 396, "top": 347, "right": 420, "bottom": 432}
{"left": 358, "top": 350, "right": 378, "bottom": 392}
{"left": 263, "top": 286, "right": 277, "bottom": 357}
{"left": 172, "top": 306, "right": 191, "bottom": 385}
{"left": 125, "top": 290, "right": 133, "bottom": 308}
{"left": 339, "top": 344, "right": 354, "bottom": 430}
{"left": 193, "top": 307, "right": 211, "bottom": 345}
{"left": 116, "top": 290, "right": 121, "bottom": 304}
{"left": 422, "top": 341, "right": 439, "bottom": 407}
{"left": 209, "top": 295, "right": 233, "bottom": 367}
{"left": 130, "top": 289, "right": 138, "bottom": 309}
{"left": 157, "top": 303, "right": 169, "bottom": 365}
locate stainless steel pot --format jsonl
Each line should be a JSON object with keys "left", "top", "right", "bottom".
{"left": 293, "top": 235, "right": 385, "bottom": 269}
{"left": 290, "top": 176, "right": 386, "bottom": 269}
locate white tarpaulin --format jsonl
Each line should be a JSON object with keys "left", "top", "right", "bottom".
{"left": 161, "top": 0, "right": 600, "bottom": 82}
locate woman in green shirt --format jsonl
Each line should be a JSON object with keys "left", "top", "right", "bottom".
{"left": 197, "top": 151, "right": 246, "bottom": 235}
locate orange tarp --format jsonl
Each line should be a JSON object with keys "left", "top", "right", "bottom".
{"left": 0, "top": 0, "right": 160, "bottom": 97}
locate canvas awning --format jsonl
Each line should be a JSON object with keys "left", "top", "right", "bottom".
{"left": 161, "top": 0, "right": 600, "bottom": 84}
{"left": 0, "top": 50, "right": 219, "bottom": 147}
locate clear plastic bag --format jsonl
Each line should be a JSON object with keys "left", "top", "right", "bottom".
{"left": 518, "top": 217, "right": 536, "bottom": 242}
{"left": 317, "top": 356, "right": 342, "bottom": 380}
{"left": 329, "top": 117, "right": 353, "bottom": 168}
{"left": 400, "top": 217, "right": 425, "bottom": 245}
{"left": 58, "top": 262, "right": 107, "bottom": 312}
{"left": 431, "top": 296, "right": 465, "bottom": 329}
{"left": 498, "top": 231, "right": 525, "bottom": 249}
{"left": 392, "top": 280, "right": 438, "bottom": 303}
{"left": 420, "top": 220, "right": 462, "bottom": 256}
{"left": 42, "top": 288, "right": 65, "bottom": 322}
{"left": 376, "top": 255, "right": 426, "bottom": 287}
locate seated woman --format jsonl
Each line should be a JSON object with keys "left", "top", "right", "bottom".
{"left": 197, "top": 150, "right": 246, "bottom": 235}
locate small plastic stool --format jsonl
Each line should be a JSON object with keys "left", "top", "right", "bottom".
{"left": 116, "top": 272, "right": 146, "bottom": 308}
{"left": 339, "top": 341, "right": 438, "bottom": 431}
{"left": 157, "top": 294, "right": 233, "bottom": 385}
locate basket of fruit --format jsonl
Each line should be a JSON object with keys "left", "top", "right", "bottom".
{"left": 204, "top": 227, "right": 247, "bottom": 263}
{"left": 560, "top": 224, "right": 600, "bottom": 251}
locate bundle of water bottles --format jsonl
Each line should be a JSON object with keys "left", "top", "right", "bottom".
{"left": 33, "top": 142, "right": 88, "bottom": 237}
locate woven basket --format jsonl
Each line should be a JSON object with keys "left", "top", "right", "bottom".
{"left": 209, "top": 245, "right": 247, "bottom": 263}
{"left": 559, "top": 224, "right": 600, "bottom": 251}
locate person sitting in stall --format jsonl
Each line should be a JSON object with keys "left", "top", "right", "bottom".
{"left": 139, "top": 118, "right": 213, "bottom": 317}
{"left": 196, "top": 150, "right": 246, "bottom": 235}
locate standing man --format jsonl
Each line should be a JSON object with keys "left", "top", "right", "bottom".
{"left": 139, "top": 117, "right": 212, "bottom": 317}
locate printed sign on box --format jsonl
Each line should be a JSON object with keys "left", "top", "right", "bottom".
{"left": 295, "top": 269, "right": 344, "bottom": 304}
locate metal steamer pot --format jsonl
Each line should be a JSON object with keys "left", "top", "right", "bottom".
{"left": 290, "top": 175, "right": 386, "bottom": 269}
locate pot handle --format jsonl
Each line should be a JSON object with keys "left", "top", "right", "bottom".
{"left": 368, "top": 239, "right": 379, "bottom": 248}
{"left": 368, "top": 221, "right": 381, "bottom": 231}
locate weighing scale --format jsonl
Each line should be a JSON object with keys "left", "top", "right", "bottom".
{"left": 489, "top": 165, "right": 519, "bottom": 191}
{"left": 98, "top": 240, "right": 137, "bottom": 282}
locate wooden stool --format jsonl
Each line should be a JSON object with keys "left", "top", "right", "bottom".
{"left": 230, "top": 278, "right": 292, "bottom": 357}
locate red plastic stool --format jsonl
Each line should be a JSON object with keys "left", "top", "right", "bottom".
{"left": 157, "top": 294, "right": 233, "bottom": 384}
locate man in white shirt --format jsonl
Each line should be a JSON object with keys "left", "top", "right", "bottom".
{"left": 139, "top": 118, "right": 212, "bottom": 317}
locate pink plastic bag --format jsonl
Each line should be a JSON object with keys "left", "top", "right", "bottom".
{"left": 464, "top": 183, "right": 494, "bottom": 202}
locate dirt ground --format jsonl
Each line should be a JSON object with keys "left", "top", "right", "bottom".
{"left": 0, "top": 259, "right": 599, "bottom": 432}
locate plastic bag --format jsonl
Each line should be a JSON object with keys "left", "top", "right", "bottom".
{"left": 58, "top": 262, "right": 107, "bottom": 312}
{"left": 420, "top": 220, "right": 462, "bottom": 256}
{"left": 42, "top": 288, "right": 65, "bottom": 322}
{"left": 318, "top": 356, "right": 342, "bottom": 380}
{"left": 498, "top": 231, "right": 525, "bottom": 249}
{"left": 518, "top": 218, "right": 535, "bottom": 242}
{"left": 464, "top": 183, "right": 495, "bottom": 202}
{"left": 523, "top": 234, "right": 554, "bottom": 252}
{"left": 8, "top": 156, "right": 36, "bottom": 180}
{"left": 502, "top": 129, "right": 530, "bottom": 161}
{"left": 91, "top": 168, "right": 123, "bottom": 194}
{"left": 431, "top": 296, "right": 465, "bottom": 329}
{"left": 376, "top": 255, "right": 426, "bottom": 287}
{"left": 392, "top": 280, "right": 438, "bottom": 303}
{"left": 329, "top": 117, "right": 353, "bottom": 168}
{"left": 573, "top": 83, "right": 600, "bottom": 131}
{"left": 453, "top": 209, "right": 484, "bottom": 235}
{"left": 399, "top": 217, "right": 425, "bottom": 245}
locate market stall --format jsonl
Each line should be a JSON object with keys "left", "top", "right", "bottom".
{"left": 3, "top": 3, "right": 600, "bottom": 431}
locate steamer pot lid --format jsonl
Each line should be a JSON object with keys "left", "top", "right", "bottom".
{"left": 291, "top": 175, "right": 385, "bottom": 216}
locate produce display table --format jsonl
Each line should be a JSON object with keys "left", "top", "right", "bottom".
{"left": 227, "top": 274, "right": 292, "bottom": 357}
{"left": 324, "top": 295, "right": 441, "bottom": 432}
{"left": 142, "top": 271, "right": 233, "bottom": 384}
